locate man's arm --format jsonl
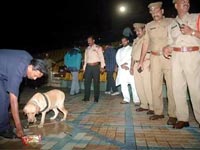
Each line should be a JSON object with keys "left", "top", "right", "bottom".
{"left": 191, "top": 29, "right": 200, "bottom": 39}
{"left": 138, "top": 42, "right": 148, "bottom": 69}
{"left": 9, "top": 93, "right": 24, "bottom": 138}
{"left": 116, "top": 48, "right": 129, "bottom": 70}
{"left": 180, "top": 24, "right": 200, "bottom": 39}
{"left": 130, "top": 56, "right": 135, "bottom": 75}
{"left": 138, "top": 26, "right": 149, "bottom": 69}
{"left": 98, "top": 46, "right": 106, "bottom": 69}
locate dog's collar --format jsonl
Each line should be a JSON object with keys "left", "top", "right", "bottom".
{"left": 40, "top": 93, "right": 49, "bottom": 113}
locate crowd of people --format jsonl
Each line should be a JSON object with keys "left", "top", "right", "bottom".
{"left": 0, "top": 0, "right": 199, "bottom": 140}
{"left": 75, "top": 0, "right": 200, "bottom": 130}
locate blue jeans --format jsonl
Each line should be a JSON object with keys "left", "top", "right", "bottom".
{"left": 70, "top": 72, "right": 80, "bottom": 95}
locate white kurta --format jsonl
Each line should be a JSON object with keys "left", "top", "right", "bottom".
{"left": 116, "top": 45, "right": 139, "bottom": 103}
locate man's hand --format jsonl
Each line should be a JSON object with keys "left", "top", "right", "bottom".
{"left": 180, "top": 24, "right": 193, "bottom": 35}
{"left": 9, "top": 93, "right": 24, "bottom": 138}
{"left": 114, "top": 66, "right": 118, "bottom": 72}
{"left": 163, "top": 46, "right": 172, "bottom": 59}
{"left": 137, "top": 63, "right": 144, "bottom": 72}
{"left": 121, "top": 63, "right": 129, "bottom": 70}
{"left": 100, "top": 68, "right": 105, "bottom": 74}
{"left": 16, "top": 126, "right": 24, "bottom": 138}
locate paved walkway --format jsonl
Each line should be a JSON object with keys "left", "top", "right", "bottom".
{"left": 0, "top": 86, "right": 200, "bottom": 150}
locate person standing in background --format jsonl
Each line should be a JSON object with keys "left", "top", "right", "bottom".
{"left": 116, "top": 36, "right": 140, "bottom": 105}
{"left": 130, "top": 23, "right": 154, "bottom": 115}
{"left": 82, "top": 35, "right": 105, "bottom": 102}
{"left": 104, "top": 44, "right": 120, "bottom": 96}
{"left": 43, "top": 53, "right": 55, "bottom": 86}
{"left": 64, "top": 46, "right": 82, "bottom": 95}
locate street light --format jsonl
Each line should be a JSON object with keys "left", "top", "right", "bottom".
{"left": 119, "top": 6, "right": 126, "bottom": 13}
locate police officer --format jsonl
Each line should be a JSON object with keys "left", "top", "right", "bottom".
{"left": 0, "top": 49, "right": 47, "bottom": 139}
{"left": 163, "top": 0, "right": 200, "bottom": 129}
{"left": 43, "top": 53, "right": 55, "bottom": 86}
{"left": 82, "top": 36, "right": 105, "bottom": 102}
{"left": 130, "top": 23, "right": 154, "bottom": 115}
{"left": 138, "top": 2, "right": 177, "bottom": 125}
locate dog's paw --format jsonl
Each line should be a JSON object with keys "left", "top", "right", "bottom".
{"left": 38, "top": 124, "right": 43, "bottom": 128}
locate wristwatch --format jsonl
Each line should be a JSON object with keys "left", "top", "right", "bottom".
{"left": 191, "top": 30, "right": 196, "bottom": 36}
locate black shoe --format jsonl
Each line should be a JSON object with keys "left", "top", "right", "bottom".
{"left": 0, "top": 128, "right": 17, "bottom": 139}
{"left": 146, "top": 110, "right": 154, "bottom": 115}
{"left": 82, "top": 98, "right": 89, "bottom": 101}
{"left": 167, "top": 117, "right": 177, "bottom": 125}
{"left": 136, "top": 107, "right": 148, "bottom": 112}
{"left": 173, "top": 121, "right": 189, "bottom": 129}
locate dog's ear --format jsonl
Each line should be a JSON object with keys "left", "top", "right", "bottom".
{"left": 23, "top": 106, "right": 27, "bottom": 115}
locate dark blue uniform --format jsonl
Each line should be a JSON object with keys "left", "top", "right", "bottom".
{"left": 0, "top": 49, "right": 32, "bottom": 132}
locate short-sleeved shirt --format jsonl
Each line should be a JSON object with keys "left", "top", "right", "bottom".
{"left": 144, "top": 17, "right": 173, "bottom": 52}
{"left": 168, "top": 13, "right": 200, "bottom": 47}
{"left": 132, "top": 36, "right": 150, "bottom": 61}
{"left": 0, "top": 49, "right": 33, "bottom": 97}
{"left": 83, "top": 44, "right": 105, "bottom": 70}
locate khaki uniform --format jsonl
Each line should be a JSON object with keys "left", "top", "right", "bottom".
{"left": 83, "top": 44, "right": 105, "bottom": 101}
{"left": 132, "top": 36, "right": 153, "bottom": 110}
{"left": 168, "top": 13, "right": 200, "bottom": 123}
{"left": 83, "top": 44, "right": 105, "bottom": 70}
{"left": 144, "top": 18, "right": 176, "bottom": 117}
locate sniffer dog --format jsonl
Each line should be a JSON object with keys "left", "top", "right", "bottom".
{"left": 23, "top": 89, "right": 68, "bottom": 128}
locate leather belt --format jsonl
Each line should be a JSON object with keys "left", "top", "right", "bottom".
{"left": 87, "top": 62, "right": 100, "bottom": 66}
{"left": 151, "top": 51, "right": 162, "bottom": 56}
{"left": 173, "top": 46, "right": 199, "bottom": 52}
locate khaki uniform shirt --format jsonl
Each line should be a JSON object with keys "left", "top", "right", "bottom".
{"left": 132, "top": 36, "right": 150, "bottom": 61}
{"left": 168, "top": 13, "right": 200, "bottom": 47}
{"left": 83, "top": 44, "right": 105, "bottom": 70}
{"left": 144, "top": 17, "right": 173, "bottom": 52}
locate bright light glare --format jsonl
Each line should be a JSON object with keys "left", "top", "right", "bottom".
{"left": 119, "top": 6, "right": 126, "bottom": 13}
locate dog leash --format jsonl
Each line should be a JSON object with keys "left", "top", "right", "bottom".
{"left": 40, "top": 93, "right": 49, "bottom": 113}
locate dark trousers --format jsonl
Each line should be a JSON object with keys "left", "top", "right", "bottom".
{"left": 106, "top": 71, "right": 117, "bottom": 92}
{"left": 0, "top": 80, "right": 11, "bottom": 132}
{"left": 84, "top": 64, "right": 100, "bottom": 101}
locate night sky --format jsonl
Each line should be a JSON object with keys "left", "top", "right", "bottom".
{"left": 0, "top": 0, "right": 199, "bottom": 53}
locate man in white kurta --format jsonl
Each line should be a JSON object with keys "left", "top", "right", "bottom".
{"left": 116, "top": 37, "right": 140, "bottom": 104}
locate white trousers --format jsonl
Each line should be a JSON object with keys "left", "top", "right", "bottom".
{"left": 121, "top": 80, "right": 139, "bottom": 103}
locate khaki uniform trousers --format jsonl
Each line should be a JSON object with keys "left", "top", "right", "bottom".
{"left": 134, "top": 60, "right": 153, "bottom": 110}
{"left": 172, "top": 51, "right": 200, "bottom": 123}
{"left": 151, "top": 55, "right": 176, "bottom": 117}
